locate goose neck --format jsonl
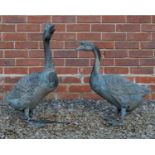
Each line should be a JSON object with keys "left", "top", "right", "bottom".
{"left": 92, "top": 47, "right": 101, "bottom": 74}
{"left": 43, "top": 40, "right": 53, "bottom": 70}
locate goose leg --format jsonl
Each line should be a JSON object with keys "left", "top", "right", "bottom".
{"left": 24, "top": 108, "right": 31, "bottom": 121}
{"left": 23, "top": 108, "right": 46, "bottom": 128}
{"left": 119, "top": 107, "right": 126, "bottom": 126}
{"left": 106, "top": 107, "right": 126, "bottom": 126}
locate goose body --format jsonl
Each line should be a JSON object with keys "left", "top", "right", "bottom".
{"left": 90, "top": 73, "right": 149, "bottom": 112}
{"left": 6, "top": 24, "right": 58, "bottom": 122}
{"left": 76, "top": 41, "right": 150, "bottom": 125}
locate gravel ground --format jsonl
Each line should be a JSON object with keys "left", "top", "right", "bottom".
{"left": 0, "top": 99, "right": 155, "bottom": 139}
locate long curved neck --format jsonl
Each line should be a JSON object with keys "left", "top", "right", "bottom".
{"left": 92, "top": 47, "right": 101, "bottom": 74}
{"left": 43, "top": 39, "right": 53, "bottom": 70}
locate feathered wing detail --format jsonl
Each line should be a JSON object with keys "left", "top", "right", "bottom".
{"left": 101, "top": 74, "right": 150, "bottom": 109}
{"left": 104, "top": 75, "right": 149, "bottom": 95}
{"left": 7, "top": 73, "right": 40, "bottom": 99}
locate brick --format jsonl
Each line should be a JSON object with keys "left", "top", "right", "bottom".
{"left": 53, "top": 59, "right": 65, "bottom": 66}
{"left": 152, "top": 16, "right": 155, "bottom": 23}
{"left": 77, "top": 16, "right": 101, "bottom": 23}
{"left": 149, "top": 85, "right": 155, "bottom": 91}
{"left": 135, "top": 77, "right": 155, "bottom": 83}
{"left": 54, "top": 50, "right": 77, "bottom": 58}
{"left": 59, "top": 76, "right": 80, "bottom": 83}
{"left": 127, "top": 33, "right": 151, "bottom": 41}
{"left": 27, "top": 33, "right": 42, "bottom": 41}
{"left": 79, "top": 52, "right": 94, "bottom": 58}
{"left": 53, "top": 33, "right": 76, "bottom": 41}
{"left": 77, "top": 33, "right": 101, "bottom": 41}
{"left": 16, "top": 59, "right": 44, "bottom": 66}
{"left": 4, "top": 67, "right": 28, "bottom": 74}
{"left": 0, "top": 85, "right": 4, "bottom": 93}
{"left": 39, "top": 41, "right": 64, "bottom": 49}
{"left": 140, "top": 59, "right": 155, "bottom": 66}
{"left": 115, "top": 59, "right": 139, "bottom": 66}
{"left": 101, "top": 59, "right": 114, "bottom": 66}
{"left": 17, "top": 24, "right": 40, "bottom": 32}
{"left": 82, "top": 93, "right": 102, "bottom": 100}
{"left": 55, "top": 24, "right": 65, "bottom": 32}
{"left": 130, "top": 67, "right": 153, "bottom": 74}
{"left": 151, "top": 33, "right": 155, "bottom": 40}
{"left": 0, "top": 68, "right": 3, "bottom": 74}
{"left": 29, "top": 67, "right": 43, "bottom": 73}
{"left": 52, "top": 16, "right": 75, "bottom": 23}
{"left": 5, "top": 50, "right": 28, "bottom": 58}
{"left": 127, "top": 16, "right": 151, "bottom": 23}
{"left": 27, "top": 16, "right": 51, "bottom": 23}
{"left": 4, "top": 77, "right": 20, "bottom": 84}
{"left": 15, "top": 42, "right": 38, "bottom": 49}
{"left": 3, "top": 33, "right": 26, "bottom": 41}
{"left": 129, "top": 50, "right": 153, "bottom": 58}
{"left": 79, "top": 67, "right": 92, "bottom": 74}
{"left": 51, "top": 41, "right": 64, "bottom": 49}
{"left": 144, "top": 95, "right": 150, "bottom": 100}
{"left": 115, "top": 42, "right": 139, "bottom": 49}
{"left": 141, "top": 24, "right": 155, "bottom": 32}
{"left": 91, "top": 24, "right": 115, "bottom": 32}
{"left": 69, "top": 85, "right": 91, "bottom": 92}
{"left": 58, "top": 93, "right": 80, "bottom": 100}
{"left": 0, "top": 59, "right": 15, "bottom": 66}
{"left": 2, "top": 16, "right": 26, "bottom": 23}
{"left": 29, "top": 50, "right": 44, "bottom": 58}
{"left": 116, "top": 24, "right": 140, "bottom": 32}
{"left": 104, "top": 50, "right": 128, "bottom": 58}
{"left": 66, "top": 59, "right": 89, "bottom": 66}
{"left": 104, "top": 67, "right": 129, "bottom": 74}
{"left": 102, "top": 33, "right": 126, "bottom": 41}
{"left": 90, "top": 59, "right": 114, "bottom": 66}
{"left": 0, "top": 50, "right": 3, "bottom": 57}
{"left": 84, "top": 76, "right": 90, "bottom": 83}
{"left": 56, "top": 67, "right": 78, "bottom": 74}
{"left": 0, "top": 24, "right": 15, "bottom": 32}
{"left": 4, "top": 85, "right": 14, "bottom": 91}
{"left": 151, "top": 93, "right": 155, "bottom": 100}
{"left": 102, "top": 16, "right": 126, "bottom": 23}
{"left": 54, "top": 85, "right": 68, "bottom": 92}
{"left": 67, "top": 24, "right": 90, "bottom": 32}
{"left": 94, "top": 42, "right": 114, "bottom": 49}
{"left": 0, "top": 42, "right": 14, "bottom": 49}
{"left": 141, "top": 42, "right": 155, "bottom": 49}
{"left": 126, "top": 76, "right": 135, "bottom": 82}
{"left": 65, "top": 41, "right": 79, "bottom": 49}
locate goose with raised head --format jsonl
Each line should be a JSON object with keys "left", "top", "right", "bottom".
{"left": 6, "top": 24, "right": 58, "bottom": 126}
{"left": 76, "top": 41, "right": 150, "bottom": 125}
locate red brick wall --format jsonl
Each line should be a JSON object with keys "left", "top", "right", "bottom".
{"left": 0, "top": 15, "right": 155, "bottom": 100}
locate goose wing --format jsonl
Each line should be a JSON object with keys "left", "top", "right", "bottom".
{"left": 8, "top": 72, "right": 40, "bottom": 99}
{"left": 102, "top": 74, "right": 149, "bottom": 104}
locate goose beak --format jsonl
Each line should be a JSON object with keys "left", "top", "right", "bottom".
{"left": 76, "top": 46, "right": 82, "bottom": 51}
{"left": 76, "top": 46, "right": 84, "bottom": 51}
{"left": 49, "top": 24, "right": 55, "bottom": 34}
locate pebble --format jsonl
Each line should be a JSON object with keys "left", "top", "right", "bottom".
{"left": 0, "top": 99, "right": 154, "bottom": 138}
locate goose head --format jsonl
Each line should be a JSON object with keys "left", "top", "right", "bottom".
{"left": 43, "top": 24, "right": 55, "bottom": 41}
{"left": 76, "top": 41, "right": 96, "bottom": 51}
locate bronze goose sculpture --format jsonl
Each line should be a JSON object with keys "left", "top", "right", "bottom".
{"left": 6, "top": 24, "right": 58, "bottom": 126}
{"left": 76, "top": 41, "right": 150, "bottom": 125}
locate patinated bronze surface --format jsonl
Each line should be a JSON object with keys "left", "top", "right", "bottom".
{"left": 76, "top": 41, "right": 150, "bottom": 125}
{"left": 6, "top": 24, "right": 59, "bottom": 127}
